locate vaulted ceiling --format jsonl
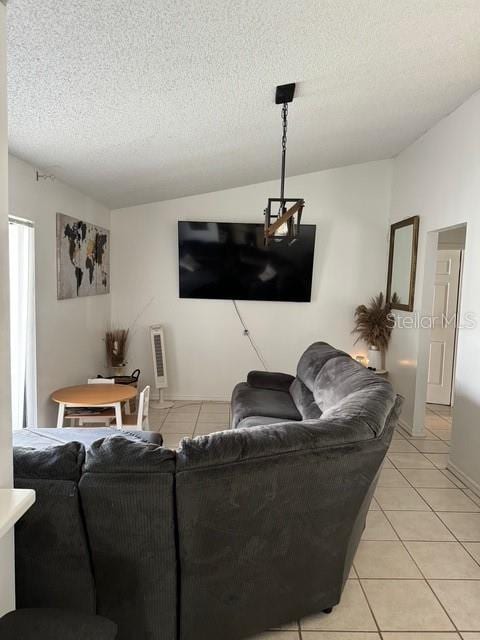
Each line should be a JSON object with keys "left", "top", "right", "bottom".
{"left": 7, "top": 1, "right": 480, "bottom": 208}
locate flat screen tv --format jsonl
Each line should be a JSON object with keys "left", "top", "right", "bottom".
{"left": 178, "top": 221, "right": 316, "bottom": 302}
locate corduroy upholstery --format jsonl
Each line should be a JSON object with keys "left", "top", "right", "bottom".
{"left": 0, "top": 608, "right": 117, "bottom": 640}
{"left": 13, "top": 427, "right": 164, "bottom": 448}
{"left": 79, "top": 438, "right": 177, "bottom": 640}
{"left": 14, "top": 441, "right": 96, "bottom": 613}
{"left": 176, "top": 342, "right": 402, "bottom": 640}
{"left": 13, "top": 343, "right": 402, "bottom": 640}
{"left": 233, "top": 342, "right": 393, "bottom": 432}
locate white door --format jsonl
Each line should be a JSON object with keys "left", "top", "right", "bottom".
{"left": 426, "top": 249, "right": 461, "bottom": 405}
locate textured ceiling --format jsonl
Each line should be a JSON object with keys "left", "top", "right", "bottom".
{"left": 7, "top": 1, "right": 480, "bottom": 209}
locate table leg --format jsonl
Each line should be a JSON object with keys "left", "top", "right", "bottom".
{"left": 114, "top": 403, "right": 122, "bottom": 430}
{"left": 57, "top": 403, "right": 65, "bottom": 428}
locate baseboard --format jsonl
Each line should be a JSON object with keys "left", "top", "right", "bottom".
{"left": 447, "top": 461, "right": 480, "bottom": 498}
{"left": 398, "top": 418, "right": 426, "bottom": 437}
{"left": 398, "top": 418, "right": 431, "bottom": 438}
{"left": 398, "top": 418, "right": 413, "bottom": 435}
{"left": 165, "top": 394, "right": 230, "bottom": 403}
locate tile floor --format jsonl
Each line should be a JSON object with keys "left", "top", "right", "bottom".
{"left": 148, "top": 399, "right": 231, "bottom": 449}
{"left": 150, "top": 400, "right": 480, "bottom": 640}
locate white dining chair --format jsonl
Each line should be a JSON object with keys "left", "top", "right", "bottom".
{"left": 112, "top": 385, "right": 150, "bottom": 430}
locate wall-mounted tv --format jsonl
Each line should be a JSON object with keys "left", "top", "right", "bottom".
{"left": 178, "top": 221, "right": 316, "bottom": 302}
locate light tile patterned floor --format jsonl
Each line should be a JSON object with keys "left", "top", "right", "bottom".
{"left": 148, "top": 400, "right": 231, "bottom": 448}
{"left": 151, "top": 401, "right": 480, "bottom": 639}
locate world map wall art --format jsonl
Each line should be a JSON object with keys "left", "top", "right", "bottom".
{"left": 56, "top": 213, "right": 110, "bottom": 300}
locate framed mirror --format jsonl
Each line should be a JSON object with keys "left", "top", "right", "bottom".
{"left": 386, "top": 215, "right": 419, "bottom": 311}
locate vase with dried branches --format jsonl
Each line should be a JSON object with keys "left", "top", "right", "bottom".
{"left": 105, "top": 329, "right": 129, "bottom": 369}
{"left": 352, "top": 292, "right": 397, "bottom": 370}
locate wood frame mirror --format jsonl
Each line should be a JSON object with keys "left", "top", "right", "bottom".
{"left": 386, "top": 215, "right": 419, "bottom": 312}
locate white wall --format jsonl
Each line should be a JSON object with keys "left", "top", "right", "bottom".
{"left": 0, "top": 0, "right": 15, "bottom": 615}
{"left": 387, "top": 89, "right": 480, "bottom": 489}
{"left": 8, "top": 155, "right": 111, "bottom": 426}
{"left": 111, "top": 160, "right": 392, "bottom": 401}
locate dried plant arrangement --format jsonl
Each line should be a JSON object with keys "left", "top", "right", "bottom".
{"left": 105, "top": 328, "right": 129, "bottom": 367}
{"left": 352, "top": 292, "right": 398, "bottom": 352}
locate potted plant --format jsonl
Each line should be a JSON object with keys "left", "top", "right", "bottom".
{"left": 105, "top": 328, "right": 129, "bottom": 370}
{"left": 352, "top": 292, "right": 397, "bottom": 370}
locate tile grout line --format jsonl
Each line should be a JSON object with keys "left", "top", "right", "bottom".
{"left": 356, "top": 574, "right": 383, "bottom": 638}
{"left": 296, "top": 619, "right": 302, "bottom": 640}
{"left": 384, "top": 442, "right": 480, "bottom": 546}
{"left": 351, "top": 577, "right": 480, "bottom": 581}
{"left": 459, "top": 541, "right": 480, "bottom": 569}
{"left": 371, "top": 429, "right": 480, "bottom": 632}
{"left": 386, "top": 447, "right": 468, "bottom": 513}
{"left": 372, "top": 453, "right": 462, "bottom": 634}
{"left": 385, "top": 440, "right": 480, "bottom": 513}
{"left": 398, "top": 425, "right": 442, "bottom": 441}
{"left": 158, "top": 410, "right": 479, "bottom": 634}
{"left": 426, "top": 404, "right": 453, "bottom": 425}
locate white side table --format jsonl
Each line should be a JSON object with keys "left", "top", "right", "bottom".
{"left": 0, "top": 489, "right": 35, "bottom": 540}
{"left": 0, "top": 488, "right": 35, "bottom": 615}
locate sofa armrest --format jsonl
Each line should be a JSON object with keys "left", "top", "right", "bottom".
{"left": 247, "top": 370, "right": 295, "bottom": 393}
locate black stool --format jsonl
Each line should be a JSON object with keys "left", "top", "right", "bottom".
{"left": 0, "top": 608, "right": 117, "bottom": 640}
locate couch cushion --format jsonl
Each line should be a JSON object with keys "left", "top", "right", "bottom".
{"left": 236, "top": 415, "right": 285, "bottom": 429}
{"left": 14, "top": 440, "right": 84, "bottom": 481}
{"left": 231, "top": 382, "right": 301, "bottom": 428}
{"left": 80, "top": 437, "right": 177, "bottom": 640}
{"left": 296, "top": 342, "right": 347, "bottom": 391}
{"left": 14, "top": 442, "right": 96, "bottom": 613}
{"left": 13, "top": 428, "right": 70, "bottom": 449}
{"left": 289, "top": 378, "right": 322, "bottom": 420}
{"left": 84, "top": 434, "right": 174, "bottom": 473}
{"left": 314, "top": 356, "right": 396, "bottom": 436}
{"left": 246, "top": 371, "right": 295, "bottom": 393}
{"left": 14, "top": 427, "right": 163, "bottom": 449}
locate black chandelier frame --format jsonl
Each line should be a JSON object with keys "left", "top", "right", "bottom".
{"left": 264, "top": 83, "right": 305, "bottom": 245}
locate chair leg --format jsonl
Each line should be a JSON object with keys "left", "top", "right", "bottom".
{"left": 114, "top": 403, "right": 123, "bottom": 429}
{"left": 56, "top": 403, "right": 65, "bottom": 428}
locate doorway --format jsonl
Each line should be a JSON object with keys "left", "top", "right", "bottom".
{"left": 425, "top": 225, "right": 466, "bottom": 434}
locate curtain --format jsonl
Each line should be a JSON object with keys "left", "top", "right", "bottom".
{"left": 9, "top": 218, "right": 37, "bottom": 430}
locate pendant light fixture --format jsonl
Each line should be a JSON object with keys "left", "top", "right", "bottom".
{"left": 264, "top": 83, "right": 305, "bottom": 245}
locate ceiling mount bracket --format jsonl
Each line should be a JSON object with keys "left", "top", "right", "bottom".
{"left": 275, "top": 83, "right": 296, "bottom": 104}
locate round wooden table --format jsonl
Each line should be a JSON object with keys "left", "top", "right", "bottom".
{"left": 51, "top": 384, "right": 137, "bottom": 429}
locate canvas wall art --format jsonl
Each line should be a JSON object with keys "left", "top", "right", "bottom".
{"left": 56, "top": 213, "right": 110, "bottom": 300}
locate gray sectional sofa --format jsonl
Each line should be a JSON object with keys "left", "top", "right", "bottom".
{"left": 14, "top": 343, "right": 402, "bottom": 640}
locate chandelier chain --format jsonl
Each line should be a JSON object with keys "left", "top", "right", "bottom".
{"left": 281, "top": 103, "right": 288, "bottom": 154}
{"left": 279, "top": 102, "right": 288, "bottom": 204}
